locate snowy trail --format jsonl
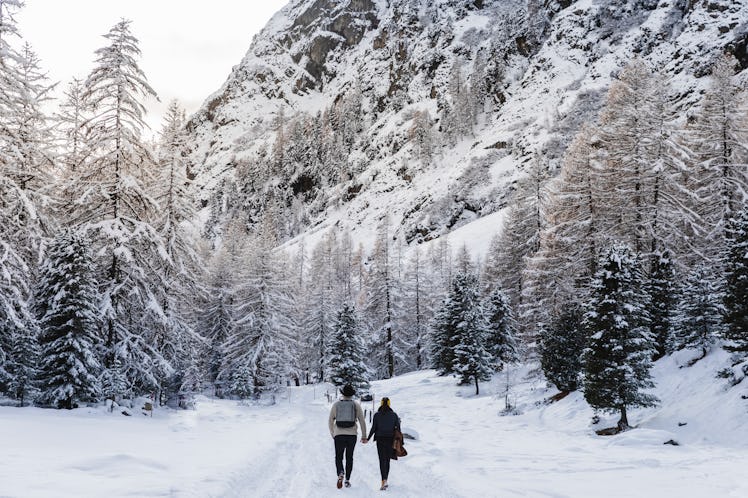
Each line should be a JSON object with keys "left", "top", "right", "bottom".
{"left": 213, "top": 385, "right": 461, "bottom": 497}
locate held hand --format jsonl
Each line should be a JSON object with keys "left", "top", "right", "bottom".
{"left": 361, "top": 437, "right": 368, "bottom": 444}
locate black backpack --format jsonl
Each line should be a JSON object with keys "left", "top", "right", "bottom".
{"left": 335, "top": 400, "right": 356, "bottom": 428}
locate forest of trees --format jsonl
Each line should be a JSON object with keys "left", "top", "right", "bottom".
{"left": 0, "top": 0, "right": 746, "bottom": 430}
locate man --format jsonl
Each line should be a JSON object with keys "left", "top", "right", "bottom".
{"left": 328, "top": 384, "right": 368, "bottom": 489}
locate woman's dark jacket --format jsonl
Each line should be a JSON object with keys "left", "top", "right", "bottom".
{"left": 367, "top": 408, "right": 400, "bottom": 441}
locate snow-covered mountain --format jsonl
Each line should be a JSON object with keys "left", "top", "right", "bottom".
{"left": 187, "top": 0, "right": 748, "bottom": 248}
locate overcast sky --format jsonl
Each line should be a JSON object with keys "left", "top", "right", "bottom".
{"left": 16, "top": 1, "right": 288, "bottom": 135}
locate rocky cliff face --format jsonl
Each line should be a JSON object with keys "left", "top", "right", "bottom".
{"left": 186, "top": 0, "right": 748, "bottom": 249}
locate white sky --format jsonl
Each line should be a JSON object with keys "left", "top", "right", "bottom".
{"left": 16, "top": 0, "right": 289, "bottom": 136}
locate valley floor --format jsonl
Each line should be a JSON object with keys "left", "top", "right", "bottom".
{"left": 1, "top": 353, "right": 747, "bottom": 497}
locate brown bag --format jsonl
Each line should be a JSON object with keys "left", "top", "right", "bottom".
{"left": 392, "top": 428, "right": 408, "bottom": 458}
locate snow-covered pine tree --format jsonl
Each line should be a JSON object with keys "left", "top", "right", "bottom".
{"left": 647, "top": 250, "right": 677, "bottom": 360}
{"left": 6, "top": 321, "right": 40, "bottom": 406}
{"left": 452, "top": 303, "right": 493, "bottom": 395}
{"left": 483, "top": 287, "right": 520, "bottom": 371}
{"left": 539, "top": 304, "right": 586, "bottom": 393}
{"left": 35, "top": 231, "right": 101, "bottom": 409}
{"left": 430, "top": 271, "right": 485, "bottom": 379}
{"left": 670, "top": 263, "right": 723, "bottom": 361}
{"left": 583, "top": 244, "right": 658, "bottom": 431}
{"left": 723, "top": 208, "right": 748, "bottom": 358}
{"left": 100, "top": 352, "right": 128, "bottom": 405}
{"left": 0, "top": 240, "right": 34, "bottom": 391}
{"left": 73, "top": 19, "right": 172, "bottom": 397}
{"left": 326, "top": 303, "right": 370, "bottom": 394}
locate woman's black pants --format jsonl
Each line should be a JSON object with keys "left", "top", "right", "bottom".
{"left": 376, "top": 437, "right": 394, "bottom": 480}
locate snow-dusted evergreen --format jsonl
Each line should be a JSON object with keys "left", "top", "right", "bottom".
{"left": 670, "top": 263, "right": 723, "bottom": 361}
{"left": 539, "top": 304, "right": 586, "bottom": 393}
{"left": 326, "top": 302, "right": 370, "bottom": 393}
{"left": 482, "top": 287, "right": 519, "bottom": 371}
{"left": 34, "top": 231, "right": 101, "bottom": 409}
{"left": 722, "top": 208, "right": 748, "bottom": 383}
{"left": 583, "top": 244, "right": 657, "bottom": 431}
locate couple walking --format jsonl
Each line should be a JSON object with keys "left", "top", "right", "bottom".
{"left": 328, "top": 384, "right": 401, "bottom": 491}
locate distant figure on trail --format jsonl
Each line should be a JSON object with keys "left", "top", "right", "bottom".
{"left": 367, "top": 397, "right": 401, "bottom": 491}
{"left": 328, "top": 384, "right": 368, "bottom": 489}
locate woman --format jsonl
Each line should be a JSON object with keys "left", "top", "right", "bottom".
{"left": 366, "top": 397, "right": 401, "bottom": 491}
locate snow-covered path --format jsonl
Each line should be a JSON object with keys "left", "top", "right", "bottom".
{"left": 213, "top": 384, "right": 460, "bottom": 497}
{"left": 2, "top": 355, "right": 748, "bottom": 497}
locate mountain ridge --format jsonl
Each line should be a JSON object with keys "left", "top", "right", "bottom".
{"left": 187, "top": 0, "right": 748, "bottom": 250}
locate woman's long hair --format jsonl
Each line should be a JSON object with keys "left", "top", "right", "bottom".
{"left": 378, "top": 397, "right": 393, "bottom": 412}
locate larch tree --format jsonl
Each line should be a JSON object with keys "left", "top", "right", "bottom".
{"left": 73, "top": 19, "right": 172, "bottom": 398}
{"left": 363, "top": 217, "right": 399, "bottom": 379}
{"left": 153, "top": 100, "right": 204, "bottom": 403}
{"left": 222, "top": 219, "right": 297, "bottom": 396}
{"left": 689, "top": 54, "right": 748, "bottom": 255}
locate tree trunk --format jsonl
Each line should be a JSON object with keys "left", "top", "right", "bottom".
{"left": 618, "top": 405, "right": 629, "bottom": 431}
{"left": 474, "top": 375, "right": 480, "bottom": 395}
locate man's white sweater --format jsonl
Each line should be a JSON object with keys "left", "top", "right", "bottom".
{"left": 328, "top": 396, "right": 368, "bottom": 438}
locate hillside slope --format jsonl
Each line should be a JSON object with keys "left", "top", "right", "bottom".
{"left": 187, "top": 0, "right": 748, "bottom": 247}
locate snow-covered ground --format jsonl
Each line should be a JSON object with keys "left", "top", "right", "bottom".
{"left": 2, "top": 349, "right": 747, "bottom": 497}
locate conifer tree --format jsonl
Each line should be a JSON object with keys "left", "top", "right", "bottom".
{"left": 6, "top": 320, "right": 40, "bottom": 406}
{"left": 431, "top": 272, "right": 487, "bottom": 383}
{"left": 647, "top": 250, "right": 677, "bottom": 360}
{"left": 452, "top": 304, "right": 493, "bottom": 395}
{"left": 539, "top": 304, "right": 586, "bottom": 392}
{"left": 483, "top": 287, "right": 519, "bottom": 371}
{"left": 72, "top": 19, "right": 172, "bottom": 396}
{"left": 222, "top": 220, "right": 297, "bottom": 394}
{"left": 670, "top": 263, "right": 723, "bottom": 360}
{"left": 400, "top": 247, "right": 431, "bottom": 370}
{"left": 363, "top": 218, "right": 399, "bottom": 378}
{"left": 689, "top": 55, "right": 748, "bottom": 252}
{"left": 723, "top": 208, "right": 748, "bottom": 357}
{"left": 583, "top": 244, "right": 657, "bottom": 430}
{"left": 327, "top": 303, "right": 370, "bottom": 393}
{"left": 35, "top": 231, "right": 101, "bottom": 409}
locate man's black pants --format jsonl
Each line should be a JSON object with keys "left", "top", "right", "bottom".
{"left": 334, "top": 435, "right": 357, "bottom": 480}
{"left": 376, "top": 437, "right": 394, "bottom": 480}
